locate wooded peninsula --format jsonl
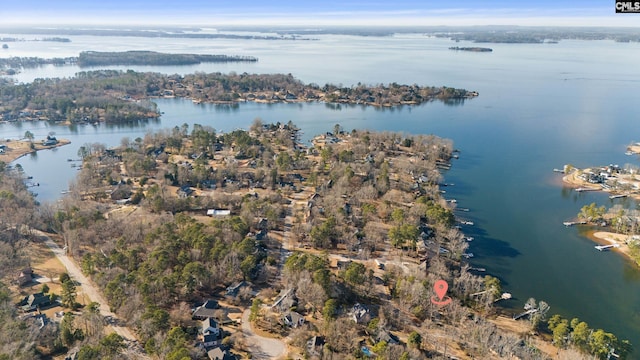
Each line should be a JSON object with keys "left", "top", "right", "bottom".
{"left": 0, "top": 122, "right": 630, "bottom": 360}
{"left": 0, "top": 70, "right": 477, "bottom": 124}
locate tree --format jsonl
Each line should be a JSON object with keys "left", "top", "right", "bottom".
{"left": 552, "top": 320, "right": 569, "bottom": 347}
{"left": 483, "top": 275, "right": 502, "bottom": 300}
{"left": 323, "top": 299, "right": 337, "bottom": 321}
{"left": 249, "top": 298, "right": 262, "bottom": 322}
{"left": 343, "top": 262, "right": 366, "bottom": 288}
{"left": 408, "top": 331, "right": 422, "bottom": 349}
{"left": 24, "top": 131, "right": 34, "bottom": 142}
{"left": 571, "top": 321, "right": 590, "bottom": 351}
{"left": 61, "top": 276, "right": 77, "bottom": 309}
{"left": 589, "top": 329, "right": 617, "bottom": 359}
{"left": 99, "top": 333, "right": 125, "bottom": 356}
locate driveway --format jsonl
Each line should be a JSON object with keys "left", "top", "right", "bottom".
{"left": 241, "top": 309, "right": 286, "bottom": 359}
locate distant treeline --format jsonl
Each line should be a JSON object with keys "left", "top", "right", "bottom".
{"left": 449, "top": 47, "right": 493, "bottom": 52}
{"left": 0, "top": 27, "right": 309, "bottom": 40}
{"left": 77, "top": 51, "right": 258, "bottom": 67}
{"left": 0, "top": 56, "right": 76, "bottom": 70}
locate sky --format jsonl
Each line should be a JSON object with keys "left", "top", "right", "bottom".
{"left": 1, "top": 0, "right": 638, "bottom": 27}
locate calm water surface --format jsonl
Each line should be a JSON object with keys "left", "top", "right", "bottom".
{"left": 2, "top": 34, "right": 640, "bottom": 348}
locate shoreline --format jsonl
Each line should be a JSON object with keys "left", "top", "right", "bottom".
{"left": 562, "top": 168, "right": 640, "bottom": 200}
{"left": 0, "top": 139, "right": 71, "bottom": 164}
{"left": 586, "top": 230, "right": 638, "bottom": 266}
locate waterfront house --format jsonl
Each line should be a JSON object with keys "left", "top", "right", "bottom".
{"left": 42, "top": 135, "right": 58, "bottom": 146}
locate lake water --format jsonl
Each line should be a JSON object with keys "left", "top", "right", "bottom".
{"left": 2, "top": 32, "right": 640, "bottom": 348}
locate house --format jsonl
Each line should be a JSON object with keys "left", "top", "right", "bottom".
{"left": 207, "top": 346, "right": 237, "bottom": 360}
{"left": 203, "top": 333, "right": 221, "bottom": 348}
{"left": 192, "top": 300, "right": 220, "bottom": 320}
{"left": 307, "top": 336, "right": 325, "bottom": 357}
{"left": 349, "top": 303, "right": 371, "bottom": 324}
{"left": 177, "top": 185, "right": 195, "bottom": 198}
{"left": 42, "top": 135, "right": 58, "bottom": 146}
{"left": 283, "top": 311, "right": 305, "bottom": 328}
{"left": 271, "top": 288, "right": 297, "bottom": 313}
{"left": 110, "top": 184, "right": 132, "bottom": 201}
{"left": 225, "top": 281, "right": 249, "bottom": 297}
{"left": 20, "top": 292, "right": 51, "bottom": 312}
{"left": 375, "top": 329, "right": 400, "bottom": 345}
{"left": 16, "top": 267, "right": 33, "bottom": 286}
{"left": 0, "top": 144, "right": 6, "bottom": 154}
{"left": 202, "top": 317, "right": 220, "bottom": 337}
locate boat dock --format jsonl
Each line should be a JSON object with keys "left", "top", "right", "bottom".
{"left": 563, "top": 221, "right": 587, "bottom": 226}
{"left": 513, "top": 309, "right": 538, "bottom": 320}
{"left": 575, "top": 187, "right": 597, "bottom": 192}
{"left": 609, "top": 194, "right": 628, "bottom": 199}
{"left": 595, "top": 244, "right": 620, "bottom": 251}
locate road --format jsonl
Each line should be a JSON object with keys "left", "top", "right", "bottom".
{"left": 241, "top": 309, "right": 286, "bottom": 359}
{"left": 36, "top": 230, "right": 147, "bottom": 357}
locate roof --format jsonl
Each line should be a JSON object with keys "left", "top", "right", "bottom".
{"left": 207, "top": 347, "right": 236, "bottom": 360}
{"left": 226, "top": 281, "right": 249, "bottom": 296}
{"left": 202, "top": 317, "right": 219, "bottom": 334}
{"left": 193, "top": 300, "right": 219, "bottom": 319}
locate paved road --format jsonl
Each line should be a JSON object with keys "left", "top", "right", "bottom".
{"left": 241, "top": 309, "right": 286, "bottom": 359}
{"left": 37, "top": 230, "right": 147, "bottom": 357}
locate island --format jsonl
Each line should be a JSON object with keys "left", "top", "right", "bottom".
{"left": 0, "top": 70, "right": 477, "bottom": 124}
{"left": 449, "top": 46, "right": 493, "bottom": 52}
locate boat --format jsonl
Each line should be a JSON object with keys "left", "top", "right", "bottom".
{"left": 465, "top": 237, "right": 474, "bottom": 242}
{"left": 625, "top": 150, "right": 635, "bottom": 156}
{"left": 462, "top": 253, "right": 474, "bottom": 259}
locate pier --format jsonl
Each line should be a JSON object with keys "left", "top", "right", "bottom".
{"left": 563, "top": 221, "right": 587, "bottom": 227}
{"left": 595, "top": 244, "right": 620, "bottom": 251}
{"left": 575, "top": 187, "right": 597, "bottom": 192}
{"left": 513, "top": 309, "right": 538, "bottom": 320}
{"left": 609, "top": 194, "right": 627, "bottom": 199}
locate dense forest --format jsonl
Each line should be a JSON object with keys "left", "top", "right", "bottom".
{"left": 0, "top": 70, "right": 475, "bottom": 123}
